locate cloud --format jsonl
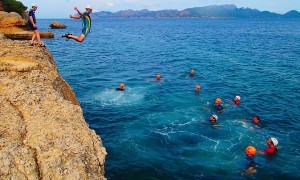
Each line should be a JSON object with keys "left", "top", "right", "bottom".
{"left": 106, "top": 2, "right": 115, "bottom": 7}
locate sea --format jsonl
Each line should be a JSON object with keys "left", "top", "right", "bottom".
{"left": 39, "top": 18, "right": 300, "bottom": 179}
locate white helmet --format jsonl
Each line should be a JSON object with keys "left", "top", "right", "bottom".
{"left": 32, "top": 3, "right": 38, "bottom": 8}
{"left": 212, "top": 114, "right": 218, "bottom": 121}
{"left": 270, "top": 138, "right": 278, "bottom": 146}
{"left": 235, "top": 95, "right": 241, "bottom": 100}
{"left": 86, "top": 4, "right": 93, "bottom": 10}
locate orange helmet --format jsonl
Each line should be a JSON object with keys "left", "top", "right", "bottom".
{"left": 215, "top": 98, "right": 222, "bottom": 104}
{"left": 156, "top": 74, "right": 161, "bottom": 79}
{"left": 120, "top": 83, "right": 125, "bottom": 87}
{"left": 252, "top": 116, "right": 260, "bottom": 124}
{"left": 209, "top": 114, "right": 218, "bottom": 122}
{"left": 245, "top": 146, "right": 257, "bottom": 156}
{"left": 195, "top": 85, "right": 201, "bottom": 90}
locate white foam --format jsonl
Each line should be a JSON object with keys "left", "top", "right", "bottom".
{"left": 95, "top": 87, "right": 145, "bottom": 106}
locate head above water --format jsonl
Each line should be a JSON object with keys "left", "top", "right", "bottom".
{"left": 234, "top": 95, "right": 241, "bottom": 101}
{"left": 210, "top": 114, "right": 218, "bottom": 123}
{"left": 156, "top": 74, "right": 161, "bottom": 80}
{"left": 195, "top": 85, "right": 201, "bottom": 91}
{"left": 119, "top": 83, "right": 125, "bottom": 88}
{"left": 190, "top": 69, "right": 194, "bottom": 75}
{"left": 245, "top": 146, "right": 257, "bottom": 156}
{"left": 268, "top": 137, "right": 278, "bottom": 147}
{"left": 252, "top": 116, "right": 260, "bottom": 124}
{"left": 215, "top": 98, "right": 222, "bottom": 104}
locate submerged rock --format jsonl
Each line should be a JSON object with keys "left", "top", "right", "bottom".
{"left": 0, "top": 35, "right": 107, "bottom": 179}
{"left": 49, "top": 21, "right": 67, "bottom": 29}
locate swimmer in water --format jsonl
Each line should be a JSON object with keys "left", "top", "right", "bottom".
{"left": 188, "top": 69, "right": 195, "bottom": 77}
{"left": 214, "top": 98, "right": 224, "bottom": 114}
{"left": 241, "top": 116, "right": 261, "bottom": 126}
{"left": 241, "top": 146, "right": 257, "bottom": 176}
{"left": 195, "top": 85, "right": 201, "bottom": 93}
{"left": 258, "top": 137, "right": 278, "bottom": 155}
{"left": 156, "top": 74, "right": 161, "bottom": 81}
{"left": 115, "top": 83, "right": 125, "bottom": 91}
{"left": 233, "top": 95, "right": 241, "bottom": 105}
{"left": 209, "top": 114, "right": 221, "bottom": 128}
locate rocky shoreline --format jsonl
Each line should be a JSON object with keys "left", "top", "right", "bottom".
{"left": 0, "top": 32, "right": 106, "bottom": 179}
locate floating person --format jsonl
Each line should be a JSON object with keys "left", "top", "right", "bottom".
{"left": 214, "top": 98, "right": 224, "bottom": 114}
{"left": 241, "top": 116, "right": 261, "bottom": 127}
{"left": 156, "top": 74, "right": 161, "bottom": 81}
{"left": 195, "top": 85, "right": 201, "bottom": 92}
{"left": 188, "top": 69, "right": 195, "bottom": 77}
{"left": 258, "top": 138, "right": 278, "bottom": 155}
{"left": 233, "top": 95, "right": 241, "bottom": 105}
{"left": 209, "top": 114, "right": 221, "bottom": 128}
{"left": 28, "top": 3, "right": 45, "bottom": 47}
{"left": 186, "top": 69, "right": 196, "bottom": 78}
{"left": 242, "top": 146, "right": 257, "bottom": 176}
{"left": 115, "top": 83, "right": 125, "bottom": 91}
{"left": 62, "top": 5, "right": 93, "bottom": 42}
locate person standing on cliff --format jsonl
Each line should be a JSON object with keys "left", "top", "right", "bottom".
{"left": 62, "top": 5, "right": 92, "bottom": 42}
{"left": 28, "top": 3, "right": 45, "bottom": 47}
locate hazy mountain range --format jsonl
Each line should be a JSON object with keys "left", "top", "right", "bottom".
{"left": 92, "top": 4, "right": 300, "bottom": 19}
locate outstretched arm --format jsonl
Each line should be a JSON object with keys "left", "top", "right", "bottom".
{"left": 70, "top": 15, "right": 81, "bottom": 19}
{"left": 69, "top": 7, "right": 82, "bottom": 19}
{"left": 74, "top": 7, "right": 83, "bottom": 16}
{"left": 257, "top": 150, "right": 265, "bottom": 155}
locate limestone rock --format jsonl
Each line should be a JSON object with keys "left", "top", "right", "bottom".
{"left": 0, "top": 35, "right": 106, "bottom": 179}
{"left": 4, "top": 31, "right": 54, "bottom": 40}
{"left": 49, "top": 21, "right": 67, "bottom": 29}
{"left": 0, "top": 11, "right": 26, "bottom": 27}
{"left": 0, "top": 11, "right": 54, "bottom": 40}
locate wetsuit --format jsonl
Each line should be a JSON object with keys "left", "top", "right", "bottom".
{"left": 81, "top": 12, "right": 91, "bottom": 37}
{"left": 264, "top": 147, "right": 276, "bottom": 154}
{"left": 215, "top": 104, "right": 224, "bottom": 113}
{"left": 115, "top": 88, "right": 124, "bottom": 91}
{"left": 28, "top": 9, "right": 37, "bottom": 30}
{"left": 246, "top": 155, "right": 256, "bottom": 167}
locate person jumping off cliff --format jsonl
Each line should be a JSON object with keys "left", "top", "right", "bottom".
{"left": 62, "top": 5, "right": 92, "bottom": 42}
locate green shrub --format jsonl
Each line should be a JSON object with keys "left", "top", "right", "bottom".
{"left": 2, "top": 0, "right": 27, "bottom": 15}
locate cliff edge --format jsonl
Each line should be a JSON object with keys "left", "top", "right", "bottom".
{"left": 0, "top": 33, "right": 107, "bottom": 179}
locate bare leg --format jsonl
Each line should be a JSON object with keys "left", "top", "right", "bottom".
{"left": 31, "top": 32, "right": 36, "bottom": 44}
{"left": 34, "top": 29, "right": 42, "bottom": 44}
{"left": 68, "top": 34, "right": 86, "bottom": 42}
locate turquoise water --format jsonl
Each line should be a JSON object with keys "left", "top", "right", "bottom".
{"left": 41, "top": 18, "right": 300, "bottom": 179}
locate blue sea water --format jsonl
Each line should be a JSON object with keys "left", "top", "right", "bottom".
{"left": 40, "top": 18, "right": 300, "bottom": 179}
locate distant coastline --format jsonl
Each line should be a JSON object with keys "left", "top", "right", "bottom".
{"left": 92, "top": 4, "right": 300, "bottom": 19}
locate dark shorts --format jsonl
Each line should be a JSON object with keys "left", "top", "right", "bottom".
{"left": 28, "top": 23, "right": 38, "bottom": 31}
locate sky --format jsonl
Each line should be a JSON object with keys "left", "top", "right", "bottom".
{"left": 20, "top": 0, "right": 300, "bottom": 19}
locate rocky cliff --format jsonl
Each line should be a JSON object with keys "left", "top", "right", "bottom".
{"left": 0, "top": 33, "right": 107, "bottom": 179}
